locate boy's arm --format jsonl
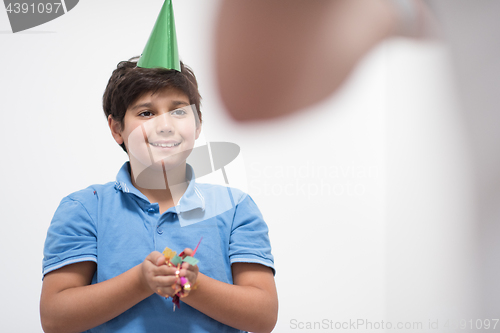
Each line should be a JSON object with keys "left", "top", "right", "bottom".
{"left": 40, "top": 261, "right": 149, "bottom": 333}
{"left": 40, "top": 252, "right": 180, "bottom": 333}
{"left": 181, "top": 261, "right": 278, "bottom": 333}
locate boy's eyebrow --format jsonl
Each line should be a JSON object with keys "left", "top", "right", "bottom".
{"left": 130, "top": 100, "right": 190, "bottom": 110}
{"left": 130, "top": 102, "right": 153, "bottom": 111}
{"left": 171, "top": 100, "right": 190, "bottom": 107}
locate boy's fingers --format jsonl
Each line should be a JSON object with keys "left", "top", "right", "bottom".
{"left": 155, "top": 285, "right": 175, "bottom": 298}
{"left": 154, "top": 274, "right": 178, "bottom": 286}
{"left": 189, "top": 263, "right": 199, "bottom": 274}
{"left": 182, "top": 248, "right": 193, "bottom": 257}
{"left": 153, "top": 265, "right": 177, "bottom": 277}
{"left": 179, "top": 263, "right": 195, "bottom": 273}
{"left": 145, "top": 251, "right": 163, "bottom": 263}
{"left": 155, "top": 254, "right": 166, "bottom": 266}
{"left": 154, "top": 275, "right": 184, "bottom": 297}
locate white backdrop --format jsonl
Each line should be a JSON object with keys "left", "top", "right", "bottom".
{"left": 0, "top": 1, "right": 475, "bottom": 332}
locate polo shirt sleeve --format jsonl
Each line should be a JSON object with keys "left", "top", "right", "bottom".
{"left": 42, "top": 191, "right": 98, "bottom": 277}
{"left": 228, "top": 194, "right": 275, "bottom": 274}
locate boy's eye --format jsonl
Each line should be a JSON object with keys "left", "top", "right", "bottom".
{"left": 170, "top": 108, "right": 187, "bottom": 116}
{"left": 139, "top": 111, "right": 154, "bottom": 117}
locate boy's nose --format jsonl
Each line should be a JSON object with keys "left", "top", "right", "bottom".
{"left": 154, "top": 113, "right": 174, "bottom": 134}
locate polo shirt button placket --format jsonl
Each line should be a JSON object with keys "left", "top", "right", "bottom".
{"left": 156, "top": 226, "right": 163, "bottom": 235}
{"left": 147, "top": 207, "right": 156, "bottom": 214}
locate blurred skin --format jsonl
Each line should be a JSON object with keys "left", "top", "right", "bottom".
{"left": 216, "top": 0, "right": 400, "bottom": 120}
{"left": 217, "top": 0, "right": 500, "bottom": 323}
{"left": 217, "top": 0, "right": 500, "bottom": 324}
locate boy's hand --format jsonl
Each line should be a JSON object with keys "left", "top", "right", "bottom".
{"left": 140, "top": 251, "right": 179, "bottom": 298}
{"left": 140, "top": 250, "right": 199, "bottom": 298}
{"left": 177, "top": 248, "right": 199, "bottom": 295}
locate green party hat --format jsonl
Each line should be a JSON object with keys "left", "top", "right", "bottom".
{"left": 137, "top": 0, "right": 181, "bottom": 71}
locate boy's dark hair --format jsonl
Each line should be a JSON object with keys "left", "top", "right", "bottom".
{"left": 103, "top": 57, "right": 202, "bottom": 152}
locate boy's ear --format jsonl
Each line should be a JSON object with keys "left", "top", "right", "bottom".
{"left": 108, "top": 115, "right": 124, "bottom": 145}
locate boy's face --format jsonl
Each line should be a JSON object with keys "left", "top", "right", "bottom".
{"left": 109, "top": 87, "right": 201, "bottom": 173}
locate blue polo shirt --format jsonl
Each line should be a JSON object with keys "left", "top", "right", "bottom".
{"left": 43, "top": 162, "right": 274, "bottom": 333}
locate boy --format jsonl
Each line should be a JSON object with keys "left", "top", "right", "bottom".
{"left": 40, "top": 58, "right": 277, "bottom": 332}
{"left": 40, "top": 2, "right": 277, "bottom": 332}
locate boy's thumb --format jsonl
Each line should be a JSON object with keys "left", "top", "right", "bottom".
{"left": 155, "top": 252, "right": 166, "bottom": 266}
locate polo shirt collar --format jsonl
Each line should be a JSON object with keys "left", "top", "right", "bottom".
{"left": 114, "top": 162, "right": 205, "bottom": 213}
{"left": 177, "top": 165, "right": 206, "bottom": 213}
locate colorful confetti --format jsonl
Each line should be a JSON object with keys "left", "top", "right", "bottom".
{"left": 162, "top": 237, "right": 202, "bottom": 310}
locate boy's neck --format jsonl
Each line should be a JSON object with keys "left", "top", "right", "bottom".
{"left": 129, "top": 159, "right": 189, "bottom": 214}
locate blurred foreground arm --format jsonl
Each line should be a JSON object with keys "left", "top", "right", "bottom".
{"left": 216, "top": 0, "right": 400, "bottom": 120}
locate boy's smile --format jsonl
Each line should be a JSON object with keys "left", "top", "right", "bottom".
{"left": 109, "top": 87, "right": 201, "bottom": 176}
{"left": 150, "top": 141, "right": 181, "bottom": 148}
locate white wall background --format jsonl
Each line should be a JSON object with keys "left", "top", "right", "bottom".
{"left": 0, "top": 1, "right": 475, "bottom": 332}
